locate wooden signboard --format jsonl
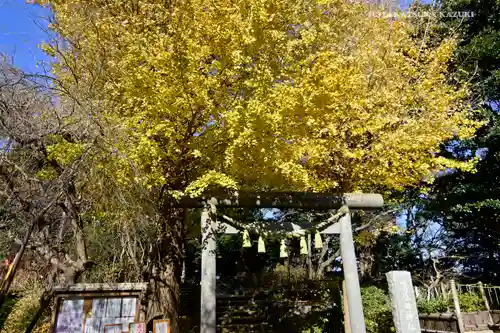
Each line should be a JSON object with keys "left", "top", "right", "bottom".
{"left": 129, "top": 322, "right": 146, "bottom": 333}
{"left": 51, "top": 283, "right": 147, "bottom": 333}
{"left": 153, "top": 319, "right": 171, "bottom": 333}
{"left": 103, "top": 323, "right": 122, "bottom": 333}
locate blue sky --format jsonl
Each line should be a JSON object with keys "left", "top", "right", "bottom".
{"left": 0, "top": 0, "right": 51, "bottom": 73}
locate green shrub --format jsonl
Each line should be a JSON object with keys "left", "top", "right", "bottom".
{"left": 0, "top": 295, "right": 18, "bottom": 330}
{"left": 1, "top": 291, "right": 40, "bottom": 333}
{"left": 361, "top": 286, "right": 394, "bottom": 333}
{"left": 301, "top": 326, "right": 323, "bottom": 333}
{"left": 458, "top": 292, "right": 484, "bottom": 312}
{"left": 417, "top": 297, "right": 449, "bottom": 314}
{"left": 417, "top": 292, "right": 484, "bottom": 314}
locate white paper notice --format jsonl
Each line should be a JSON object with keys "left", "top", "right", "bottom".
{"left": 84, "top": 317, "right": 101, "bottom": 333}
{"left": 101, "top": 317, "right": 122, "bottom": 328}
{"left": 105, "top": 298, "right": 122, "bottom": 318}
{"left": 92, "top": 298, "right": 107, "bottom": 318}
{"left": 121, "top": 297, "right": 137, "bottom": 317}
{"left": 54, "top": 299, "right": 85, "bottom": 333}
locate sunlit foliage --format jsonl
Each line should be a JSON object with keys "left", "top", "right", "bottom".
{"left": 40, "top": 0, "right": 480, "bottom": 195}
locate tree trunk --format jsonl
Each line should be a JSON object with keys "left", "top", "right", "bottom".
{"left": 25, "top": 245, "right": 86, "bottom": 332}
{"left": 65, "top": 184, "right": 89, "bottom": 268}
{"left": 0, "top": 190, "right": 61, "bottom": 308}
{"left": 0, "top": 215, "right": 39, "bottom": 308}
{"left": 146, "top": 208, "right": 185, "bottom": 333}
{"left": 148, "top": 264, "right": 182, "bottom": 331}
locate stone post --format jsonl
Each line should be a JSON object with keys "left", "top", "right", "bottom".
{"left": 386, "top": 271, "right": 421, "bottom": 333}
{"left": 201, "top": 205, "right": 216, "bottom": 333}
{"left": 478, "top": 281, "right": 493, "bottom": 324}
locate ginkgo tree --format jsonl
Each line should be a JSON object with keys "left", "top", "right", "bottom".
{"left": 36, "top": 0, "right": 480, "bottom": 330}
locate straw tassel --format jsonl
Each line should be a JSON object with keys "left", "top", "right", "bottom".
{"left": 315, "top": 231, "right": 323, "bottom": 249}
{"left": 242, "top": 230, "right": 251, "bottom": 248}
{"left": 280, "top": 239, "right": 288, "bottom": 258}
{"left": 300, "top": 236, "right": 308, "bottom": 255}
{"left": 258, "top": 236, "right": 266, "bottom": 253}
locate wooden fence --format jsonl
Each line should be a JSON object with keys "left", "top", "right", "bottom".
{"left": 458, "top": 284, "right": 500, "bottom": 311}
{"left": 419, "top": 313, "right": 459, "bottom": 333}
{"left": 416, "top": 281, "right": 500, "bottom": 310}
{"left": 420, "top": 310, "right": 500, "bottom": 333}
{"left": 418, "top": 280, "right": 500, "bottom": 333}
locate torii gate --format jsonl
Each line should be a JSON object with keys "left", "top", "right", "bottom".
{"left": 175, "top": 192, "right": 384, "bottom": 333}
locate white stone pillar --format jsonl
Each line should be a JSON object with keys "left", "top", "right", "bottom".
{"left": 386, "top": 271, "right": 421, "bottom": 333}
{"left": 201, "top": 206, "right": 216, "bottom": 333}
